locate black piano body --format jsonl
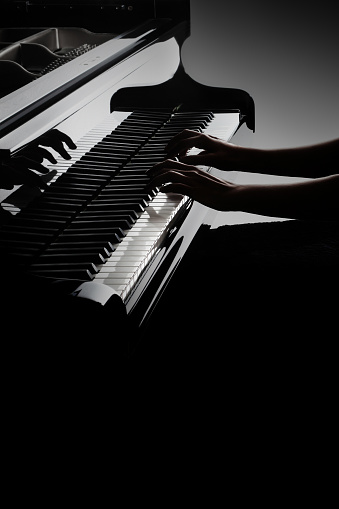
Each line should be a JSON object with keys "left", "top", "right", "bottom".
{"left": 0, "top": 1, "right": 255, "bottom": 359}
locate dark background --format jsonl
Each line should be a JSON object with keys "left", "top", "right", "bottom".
{"left": 183, "top": 0, "right": 339, "bottom": 149}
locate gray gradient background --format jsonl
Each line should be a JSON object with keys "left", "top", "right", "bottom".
{"left": 181, "top": 0, "right": 339, "bottom": 149}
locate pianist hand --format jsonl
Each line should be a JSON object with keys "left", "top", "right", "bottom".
{"left": 166, "top": 129, "right": 339, "bottom": 179}
{"left": 0, "top": 129, "right": 76, "bottom": 190}
{"left": 166, "top": 129, "right": 241, "bottom": 172}
{"left": 148, "top": 158, "right": 339, "bottom": 220}
{"left": 148, "top": 159, "right": 237, "bottom": 211}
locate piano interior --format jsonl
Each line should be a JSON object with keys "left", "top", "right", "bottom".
{"left": 0, "top": 27, "right": 119, "bottom": 97}
{"left": 1, "top": 1, "right": 255, "bottom": 362}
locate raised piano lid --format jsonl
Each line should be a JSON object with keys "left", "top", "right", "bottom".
{"left": 0, "top": 0, "right": 190, "bottom": 141}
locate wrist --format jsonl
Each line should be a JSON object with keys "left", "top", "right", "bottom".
{"left": 231, "top": 146, "right": 263, "bottom": 171}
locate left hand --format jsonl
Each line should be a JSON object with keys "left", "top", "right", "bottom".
{"left": 147, "top": 159, "right": 237, "bottom": 211}
{"left": 0, "top": 129, "right": 77, "bottom": 190}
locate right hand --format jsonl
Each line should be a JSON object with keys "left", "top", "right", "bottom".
{"left": 166, "top": 129, "right": 242, "bottom": 171}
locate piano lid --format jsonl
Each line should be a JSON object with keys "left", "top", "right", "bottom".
{"left": 0, "top": 1, "right": 190, "bottom": 142}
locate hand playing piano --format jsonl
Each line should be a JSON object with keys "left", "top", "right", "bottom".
{"left": 165, "top": 129, "right": 242, "bottom": 172}
{"left": 147, "top": 159, "right": 237, "bottom": 211}
{"left": 0, "top": 129, "right": 76, "bottom": 190}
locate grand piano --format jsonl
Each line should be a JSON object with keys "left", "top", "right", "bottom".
{"left": 0, "top": 0, "right": 255, "bottom": 359}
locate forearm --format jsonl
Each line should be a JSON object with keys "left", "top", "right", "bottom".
{"left": 236, "top": 139, "right": 339, "bottom": 178}
{"left": 228, "top": 174, "right": 339, "bottom": 220}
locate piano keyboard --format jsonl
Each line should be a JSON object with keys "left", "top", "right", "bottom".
{"left": 0, "top": 108, "right": 240, "bottom": 301}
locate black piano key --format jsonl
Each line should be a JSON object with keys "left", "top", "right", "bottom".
{"left": 67, "top": 163, "right": 120, "bottom": 176}
{"left": 46, "top": 245, "right": 112, "bottom": 258}
{"left": 174, "top": 112, "right": 214, "bottom": 121}
{"left": 50, "top": 181, "right": 99, "bottom": 190}
{"left": 45, "top": 185, "right": 96, "bottom": 196}
{"left": 30, "top": 200, "right": 84, "bottom": 212}
{"left": 48, "top": 240, "right": 116, "bottom": 253}
{"left": 93, "top": 194, "right": 148, "bottom": 204}
{"left": 103, "top": 134, "right": 147, "bottom": 144}
{"left": 95, "top": 193, "right": 151, "bottom": 205}
{"left": 59, "top": 231, "right": 122, "bottom": 243}
{"left": 114, "top": 125, "right": 155, "bottom": 134}
{"left": 1, "top": 226, "right": 60, "bottom": 247}
{"left": 3, "top": 217, "right": 66, "bottom": 229}
{"left": 166, "top": 119, "right": 209, "bottom": 128}
{"left": 38, "top": 252, "right": 107, "bottom": 264}
{"left": 100, "top": 189, "right": 155, "bottom": 200}
{"left": 55, "top": 174, "right": 107, "bottom": 185}
{"left": 102, "top": 185, "right": 156, "bottom": 197}
{"left": 77, "top": 210, "right": 139, "bottom": 222}
{"left": 127, "top": 155, "right": 166, "bottom": 164}
{"left": 63, "top": 226, "right": 125, "bottom": 239}
{"left": 42, "top": 191, "right": 93, "bottom": 201}
{"left": 20, "top": 211, "right": 73, "bottom": 221}
{"left": 28, "top": 267, "right": 95, "bottom": 281}
{"left": 79, "top": 155, "right": 126, "bottom": 166}
{"left": 72, "top": 218, "right": 132, "bottom": 230}
{"left": 112, "top": 178, "right": 150, "bottom": 186}
{"left": 29, "top": 262, "right": 99, "bottom": 274}
{"left": 0, "top": 230, "right": 55, "bottom": 241}
{"left": 85, "top": 202, "right": 145, "bottom": 213}
{"left": 90, "top": 144, "right": 137, "bottom": 156}
{"left": 0, "top": 238, "right": 46, "bottom": 250}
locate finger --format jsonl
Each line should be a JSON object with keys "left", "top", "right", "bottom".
{"left": 1, "top": 162, "right": 48, "bottom": 189}
{"left": 149, "top": 169, "right": 190, "bottom": 189}
{"left": 21, "top": 147, "right": 55, "bottom": 164}
{"left": 37, "top": 147, "right": 57, "bottom": 164}
{"left": 167, "top": 133, "right": 204, "bottom": 157}
{"left": 159, "top": 182, "right": 191, "bottom": 196}
{"left": 42, "top": 139, "right": 72, "bottom": 160}
{"left": 37, "top": 130, "right": 77, "bottom": 159}
{"left": 26, "top": 147, "right": 57, "bottom": 164}
{"left": 166, "top": 129, "right": 200, "bottom": 151}
{"left": 147, "top": 158, "right": 195, "bottom": 176}
{"left": 51, "top": 130, "right": 77, "bottom": 150}
{"left": 13, "top": 156, "right": 50, "bottom": 174}
{"left": 166, "top": 131, "right": 216, "bottom": 157}
{"left": 178, "top": 152, "right": 214, "bottom": 166}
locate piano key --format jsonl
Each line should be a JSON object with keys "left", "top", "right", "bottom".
{"left": 85, "top": 202, "right": 145, "bottom": 213}
{"left": 77, "top": 210, "right": 139, "bottom": 222}
{"left": 0, "top": 230, "right": 55, "bottom": 241}
{"left": 45, "top": 187, "right": 96, "bottom": 197}
{"left": 71, "top": 218, "right": 132, "bottom": 230}
{"left": 63, "top": 227, "right": 126, "bottom": 239}
{"left": 48, "top": 240, "right": 116, "bottom": 253}
{"left": 28, "top": 267, "right": 95, "bottom": 280}
{"left": 53, "top": 175, "right": 107, "bottom": 185}
{"left": 59, "top": 231, "right": 122, "bottom": 243}
{"left": 67, "top": 163, "right": 121, "bottom": 175}
{"left": 29, "top": 262, "right": 99, "bottom": 274}
{"left": 38, "top": 252, "right": 107, "bottom": 264}
{"left": 45, "top": 245, "right": 111, "bottom": 258}
{"left": 89, "top": 144, "right": 137, "bottom": 155}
